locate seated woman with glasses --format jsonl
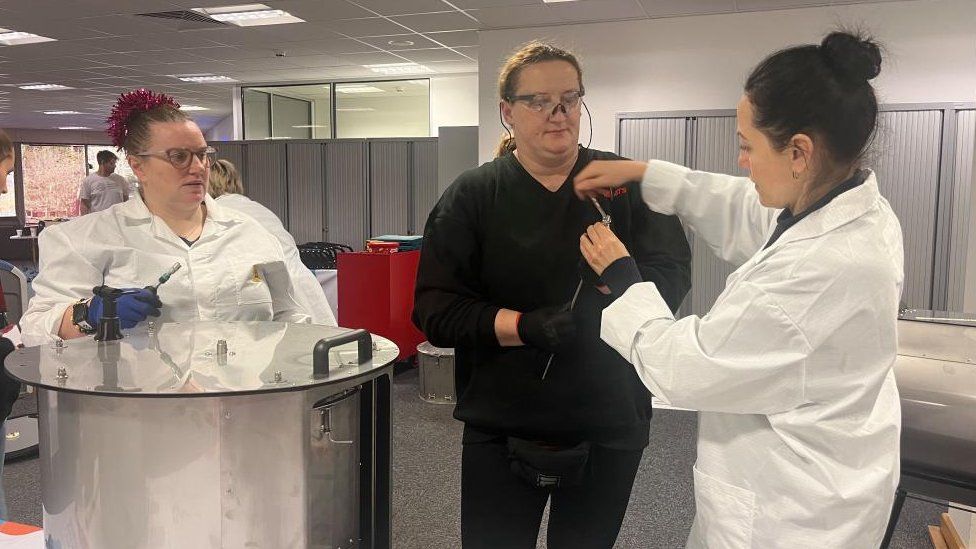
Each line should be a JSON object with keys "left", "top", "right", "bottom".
{"left": 21, "top": 89, "right": 310, "bottom": 346}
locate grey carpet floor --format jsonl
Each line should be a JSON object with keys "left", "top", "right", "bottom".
{"left": 1, "top": 370, "right": 945, "bottom": 548}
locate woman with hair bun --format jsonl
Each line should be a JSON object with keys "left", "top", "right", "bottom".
{"left": 575, "top": 31, "right": 901, "bottom": 547}
{"left": 21, "top": 89, "right": 310, "bottom": 345}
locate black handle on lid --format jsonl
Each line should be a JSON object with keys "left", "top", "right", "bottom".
{"left": 312, "top": 329, "right": 372, "bottom": 377}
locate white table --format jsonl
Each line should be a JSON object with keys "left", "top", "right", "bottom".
{"left": 312, "top": 269, "right": 338, "bottom": 320}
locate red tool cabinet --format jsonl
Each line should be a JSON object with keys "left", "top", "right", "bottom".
{"left": 337, "top": 251, "right": 425, "bottom": 362}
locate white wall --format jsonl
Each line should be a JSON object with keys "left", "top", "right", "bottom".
{"left": 430, "top": 74, "right": 479, "bottom": 137}
{"left": 478, "top": 0, "right": 976, "bottom": 162}
{"left": 206, "top": 115, "right": 235, "bottom": 142}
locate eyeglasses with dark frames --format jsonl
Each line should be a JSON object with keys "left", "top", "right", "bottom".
{"left": 135, "top": 146, "right": 217, "bottom": 170}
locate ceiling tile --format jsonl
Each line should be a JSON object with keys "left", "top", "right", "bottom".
{"left": 734, "top": 0, "right": 830, "bottom": 10}
{"left": 423, "top": 30, "right": 478, "bottom": 48}
{"left": 470, "top": 5, "right": 562, "bottom": 29}
{"left": 274, "top": 38, "right": 381, "bottom": 56}
{"left": 549, "top": 0, "right": 647, "bottom": 23}
{"left": 287, "top": 54, "right": 346, "bottom": 69}
{"left": 448, "top": 0, "right": 539, "bottom": 8}
{"left": 357, "top": 33, "right": 442, "bottom": 51}
{"left": 351, "top": 0, "right": 457, "bottom": 16}
{"left": 337, "top": 51, "right": 413, "bottom": 66}
{"left": 390, "top": 11, "right": 479, "bottom": 33}
{"left": 267, "top": 0, "right": 376, "bottom": 21}
{"left": 323, "top": 17, "right": 408, "bottom": 37}
{"left": 252, "top": 23, "right": 351, "bottom": 43}
{"left": 397, "top": 47, "right": 468, "bottom": 63}
{"left": 636, "top": 0, "right": 734, "bottom": 17}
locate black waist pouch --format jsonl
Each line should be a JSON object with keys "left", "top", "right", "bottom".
{"left": 507, "top": 437, "right": 591, "bottom": 489}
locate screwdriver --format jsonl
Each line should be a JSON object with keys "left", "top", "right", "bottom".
{"left": 542, "top": 197, "right": 613, "bottom": 380}
{"left": 148, "top": 262, "right": 182, "bottom": 292}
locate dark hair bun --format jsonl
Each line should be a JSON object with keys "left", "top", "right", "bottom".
{"left": 820, "top": 31, "right": 882, "bottom": 84}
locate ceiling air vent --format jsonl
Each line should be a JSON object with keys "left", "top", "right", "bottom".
{"left": 136, "top": 10, "right": 228, "bottom": 30}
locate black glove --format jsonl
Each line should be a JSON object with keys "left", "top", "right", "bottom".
{"left": 518, "top": 306, "right": 577, "bottom": 354}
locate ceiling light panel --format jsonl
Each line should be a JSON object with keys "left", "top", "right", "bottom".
{"left": 193, "top": 4, "right": 305, "bottom": 26}
{"left": 44, "top": 110, "right": 83, "bottom": 115}
{"left": 180, "top": 105, "right": 209, "bottom": 111}
{"left": 171, "top": 75, "right": 237, "bottom": 83}
{"left": 335, "top": 85, "right": 384, "bottom": 94}
{"left": 365, "top": 63, "right": 434, "bottom": 75}
{"left": 58, "top": 126, "right": 91, "bottom": 130}
{"left": 19, "top": 84, "right": 73, "bottom": 90}
{"left": 0, "top": 28, "right": 57, "bottom": 46}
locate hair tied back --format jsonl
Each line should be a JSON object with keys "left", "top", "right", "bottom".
{"left": 107, "top": 89, "right": 181, "bottom": 150}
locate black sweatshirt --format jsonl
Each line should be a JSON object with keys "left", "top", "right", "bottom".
{"left": 412, "top": 147, "right": 691, "bottom": 449}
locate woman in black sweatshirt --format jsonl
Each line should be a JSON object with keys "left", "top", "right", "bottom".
{"left": 413, "top": 42, "right": 691, "bottom": 549}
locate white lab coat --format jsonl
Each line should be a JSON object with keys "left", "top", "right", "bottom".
{"left": 601, "top": 161, "right": 903, "bottom": 548}
{"left": 216, "top": 193, "right": 337, "bottom": 326}
{"left": 22, "top": 193, "right": 311, "bottom": 347}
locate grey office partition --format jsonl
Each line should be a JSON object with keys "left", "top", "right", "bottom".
{"left": 437, "top": 127, "right": 478, "bottom": 197}
{"left": 326, "top": 140, "right": 368, "bottom": 249}
{"left": 686, "top": 116, "right": 742, "bottom": 318}
{"left": 948, "top": 109, "right": 975, "bottom": 310}
{"left": 369, "top": 141, "right": 412, "bottom": 236}
{"left": 245, "top": 142, "right": 289, "bottom": 226}
{"left": 216, "top": 142, "right": 246, "bottom": 178}
{"left": 412, "top": 139, "right": 438, "bottom": 234}
{"left": 871, "top": 110, "right": 944, "bottom": 309}
{"left": 617, "top": 104, "right": 976, "bottom": 316}
{"left": 617, "top": 117, "right": 686, "bottom": 163}
{"left": 287, "top": 143, "right": 326, "bottom": 243}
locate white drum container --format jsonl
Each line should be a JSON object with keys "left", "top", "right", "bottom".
{"left": 416, "top": 342, "right": 455, "bottom": 404}
{"left": 5, "top": 321, "right": 399, "bottom": 549}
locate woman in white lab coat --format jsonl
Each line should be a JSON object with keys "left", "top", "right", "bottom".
{"left": 208, "top": 159, "right": 337, "bottom": 326}
{"left": 574, "top": 31, "right": 903, "bottom": 547}
{"left": 21, "top": 90, "right": 310, "bottom": 346}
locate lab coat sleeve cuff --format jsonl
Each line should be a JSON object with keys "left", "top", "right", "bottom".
{"left": 600, "top": 281, "right": 674, "bottom": 361}
{"left": 641, "top": 160, "right": 691, "bottom": 216}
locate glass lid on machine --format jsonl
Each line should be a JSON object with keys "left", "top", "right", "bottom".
{"left": 3, "top": 321, "right": 399, "bottom": 397}
{"left": 899, "top": 309, "right": 976, "bottom": 328}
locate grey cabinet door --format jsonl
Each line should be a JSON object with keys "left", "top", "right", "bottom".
{"left": 872, "top": 110, "right": 944, "bottom": 310}
{"left": 686, "top": 116, "right": 743, "bottom": 318}
{"left": 326, "top": 141, "right": 368, "bottom": 249}
{"left": 215, "top": 142, "right": 246, "bottom": 181}
{"left": 412, "top": 140, "right": 438, "bottom": 236}
{"left": 369, "top": 141, "right": 411, "bottom": 237}
{"left": 244, "top": 141, "right": 288, "bottom": 225}
{"left": 287, "top": 143, "right": 326, "bottom": 244}
{"left": 618, "top": 117, "right": 686, "bottom": 164}
{"left": 947, "top": 109, "right": 974, "bottom": 311}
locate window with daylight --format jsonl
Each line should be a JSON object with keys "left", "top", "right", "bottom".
{"left": 21, "top": 144, "right": 87, "bottom": 220}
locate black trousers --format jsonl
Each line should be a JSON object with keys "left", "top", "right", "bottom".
{"left": 460, "top": 436, "right": 644, "bottom": 549}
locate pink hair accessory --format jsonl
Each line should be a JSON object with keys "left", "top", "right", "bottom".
{"left": 106, "top": 89, "right": 181, "bottom": 149}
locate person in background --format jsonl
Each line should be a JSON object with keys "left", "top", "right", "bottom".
{"left": 413, "top": 42, "right": 691, "bottom": 548}
{"left": 574, "top": 31, "right": 901, "bottom": 547}
{"left": 0, "top": 129, "right": 22, "bottom": 519}
{"left": 208, "top": 159, "right": 337, "bottom": 326}
{"left": 79, "top": 150, "right": 128, "bottom": 214}
{"left": 21, "top": 90, "right": 309, "bottom": 346}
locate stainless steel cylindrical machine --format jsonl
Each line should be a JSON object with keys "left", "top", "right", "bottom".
{"left": 416, "top": 342, "right": 455, "bottom": 404}
{"left": 5, "top": 321, "right": 398, "bottom": 549}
